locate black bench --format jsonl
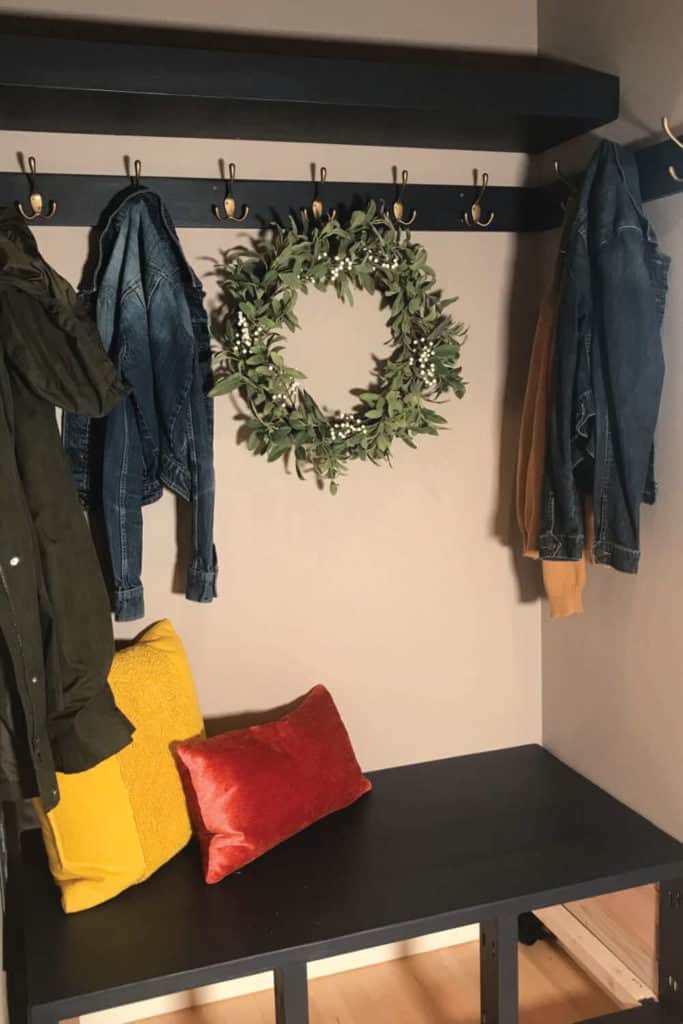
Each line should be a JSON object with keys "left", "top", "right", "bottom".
{"left": 6, "top": 744, "right": 683, "bottom": 1024}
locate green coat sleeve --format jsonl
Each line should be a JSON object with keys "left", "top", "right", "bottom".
{"left": 0, "top": 280, "right": 128, "bottom": 417}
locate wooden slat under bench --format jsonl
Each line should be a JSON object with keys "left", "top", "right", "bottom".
{"left": 11, "top": 744, "right": 683, "bottom": 1024}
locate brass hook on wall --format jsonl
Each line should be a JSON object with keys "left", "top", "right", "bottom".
{"left": 662, "top": 116, "right": 683, "bottom": 183}
{"left": 303, "top": 166, "right": 336, "bottom": 223}
{"left": 464, "top": 170, "right": 495, "bottom": 228}
{"left": 213, "top": 161, "right": 249, "bottom": 222}
{"left": 17, "top": 156, "right": 57, "bottom": 221}
{"left": 392, "top": 169, "right": 417, "bottom": 226}
{"left": 130, "top": 158, "right": 142, "bottom": 186}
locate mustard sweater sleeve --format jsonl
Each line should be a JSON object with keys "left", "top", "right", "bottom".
{"left": 542, "top": 558, "right": 587, "bottom": 619}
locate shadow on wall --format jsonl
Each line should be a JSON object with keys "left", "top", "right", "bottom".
{"left": 173, "top": 495, "right": 192, "bottom": 595}
{"left": 87, "top": 508, "right": 116, "bottom": 611}
{"left": 490, "top": 222, "right": 548, "bottom": 605}
{"left": 204, "top": 692, "right": 309, "bottom": 736}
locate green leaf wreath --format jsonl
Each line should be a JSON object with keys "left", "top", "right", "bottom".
{"left": 211, "top": 201, "right": 467, "bottom": 493}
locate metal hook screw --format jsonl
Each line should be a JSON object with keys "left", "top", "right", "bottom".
{"left": 392, "top": 169, "right": 417, "bottom": 226}
{"left": 213, "top": 161, "right": 250, "bottom": 222}
{"left": 17, "top": 155, "right": 57, "bottom": 221}
{"left": 464, "top": 170, "right": 495, "bottom": 228}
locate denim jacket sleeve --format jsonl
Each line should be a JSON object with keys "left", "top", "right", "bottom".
{"left": 185, "top": 346, "right": 218, "bottom": 603}
{"left": 101, "top": 286, "right": 158, "bottom": 622}
{"left": 590, "top": 223, "right": 669, "bottom": 571}
{"left": 147, "top": 278, "right": 218, "bottom": 604}
{"left": 102, "top": 392, "right": 147, "bottom": 620}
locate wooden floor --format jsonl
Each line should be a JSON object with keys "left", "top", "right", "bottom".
{"left": 139, "top": 939, "right": 619, "bottom": 1024}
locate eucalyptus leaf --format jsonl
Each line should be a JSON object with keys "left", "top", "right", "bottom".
{"left": 209, "top": 372, "right": 242, "bottom": 396}
{"left": 267, "top": 443, "right": 291, "bottom": 462}
{"left": 359, "top": 273, "right": 376, "bottom": 294}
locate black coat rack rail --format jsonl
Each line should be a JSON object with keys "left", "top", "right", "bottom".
{"left": 0, "top": 136, "right": 680, "bottom": 232}
{"left": 0, "top": 173, "right": 561, "bottom": 233}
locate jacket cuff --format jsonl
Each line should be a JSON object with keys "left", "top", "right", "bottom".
{"left": 49, "top": 686, "right": 135, "bottom": 774}
{"left": 186, "top": 564, "right": 218, "bottom": 603}
{"left": 592, "top": 541, "right": 640, "bottom": 574}
{"left": 114, "top": 584, "right": 145, "bottom": 621}
{"left": 538, "top": 532, "right": 585, "bottom": 561}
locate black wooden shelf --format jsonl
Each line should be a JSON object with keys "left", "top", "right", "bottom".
{"left": 2, "top": 18, "right": 679, "bottom": 235}
{"left": 0, "top": 20, "right": 619, "bottom": 152}
{"left": 635, "top": 137, "right": 683, "bottom": 204}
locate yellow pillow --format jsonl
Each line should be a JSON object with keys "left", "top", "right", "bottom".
{"left": 35, "top": 619, "right": 204, "bottom": 913}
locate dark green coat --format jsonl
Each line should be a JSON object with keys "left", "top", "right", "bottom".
{"left": 0, "top": 208, "right": 134, "bottom": 812}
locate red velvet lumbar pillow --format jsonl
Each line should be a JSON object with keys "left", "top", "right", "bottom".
{"left": 174, "top": 685, "right": 372, "bottom": 884}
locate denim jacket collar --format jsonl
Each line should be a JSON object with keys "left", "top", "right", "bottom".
{"left": 83, "top": 185, "right": 205, "bottom": 299}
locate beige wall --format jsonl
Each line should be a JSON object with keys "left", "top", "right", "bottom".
{"left": 539, "top": 0, "right": 683, "bottom": 147}
{"left": 0, "top": 4, "right": 544, "bottom": 1019}
{"left": 0, "top": 131, "right": 542, "bottom": 771}
{"left": 0, "top": 0, "right": 537, "bottom": 50}
{"left": 0, "top": 4, "right": 541, "bottom": 1020}
{"left": 538, "top": 0, "right": 683, "bottom": 844}
{"left": 0, "top": 6, "right": 543, "bottom": 773}
{"left": 0, "top": 0, "right": 545, "bottom": 773}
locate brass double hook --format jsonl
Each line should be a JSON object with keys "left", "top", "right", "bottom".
{"left": 213, "top": 160, "right": 249, "bottom": 222}
{"left": 662, "top": 116, "right": 683, "bottom": 183}
{"left": 391, "top": 169, "right": 417, "bottom": 226}
{"left": 464, "top": 170, "right": 495, "bottom": 228}
{"left": 301, "top": 166, "right": 336, "bottom": 223}
{"left": 17, "top": 156, "right": 57, "bottom": 221}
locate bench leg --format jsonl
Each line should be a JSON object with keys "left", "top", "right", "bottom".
{"left": 659, "top": 879, "right": 683, "bottom": 1018}
{"left": 480, "top": 916, "right": 518, "bottom": 1024}
{"left": 274, "top": 963, "right": 309, "bottom": 1024}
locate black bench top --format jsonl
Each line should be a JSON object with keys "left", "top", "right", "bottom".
{"left": 18, "top": 744, "right": 683, "bottom": 1021}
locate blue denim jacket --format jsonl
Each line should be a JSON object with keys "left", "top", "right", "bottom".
{"left": 540, "top": 141, "right": 670, "bottom": 573}
{"left": 63, "top": 186, "right": 217, "bottom": 620}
